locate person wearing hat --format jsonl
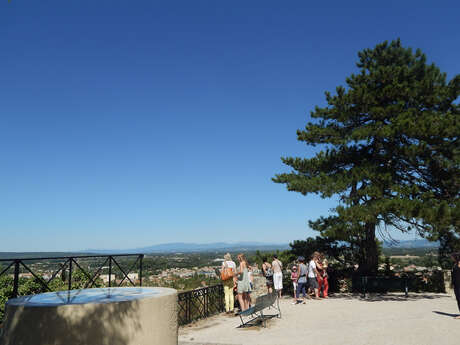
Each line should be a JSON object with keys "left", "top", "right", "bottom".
{"left": 291, "top": 264, "right": 298, "bottom": 304}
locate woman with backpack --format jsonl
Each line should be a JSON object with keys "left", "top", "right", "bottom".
{"left": 295, "top": 256, "right": 309, "bottom": 304}
{"left": 221, "top": 253, "right": 236, "bottom": 314}
{"left": 262, "top": 257, "right": 274, "bottom": 294}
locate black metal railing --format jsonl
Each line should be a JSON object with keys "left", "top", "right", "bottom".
{"left": 0, "top": 254, "right": 144, "bottom": 299}
{"left": 177, "top": 284, "right": 224, "bottom": 325}
{"left": 357, "top": 276, "right": 409, "bottom": 297}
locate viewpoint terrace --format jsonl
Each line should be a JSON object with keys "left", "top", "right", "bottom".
{"left": 178, "top": 293, "right": 460, "bottom": 345}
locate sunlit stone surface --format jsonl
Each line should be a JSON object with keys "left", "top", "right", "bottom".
{"left": 1, "top": 287, "right": 178, "bottom": 345}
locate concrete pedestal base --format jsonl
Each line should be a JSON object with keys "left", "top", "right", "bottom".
{"left": 0, "top": 287, "right": 177, "bottom": 345}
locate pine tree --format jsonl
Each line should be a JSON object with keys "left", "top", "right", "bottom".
{"left": 273, "top": 39, "right": 459, "bottom": 275}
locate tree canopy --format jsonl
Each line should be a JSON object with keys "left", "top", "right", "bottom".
{"left": 274, "top": 39, "right": 459, "bottom": 274}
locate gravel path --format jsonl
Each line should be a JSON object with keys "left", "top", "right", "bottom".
{"left": 179, "top": 293, "right": 460, "bottom": 345}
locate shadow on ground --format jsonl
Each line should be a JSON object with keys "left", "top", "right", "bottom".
{"left": 432, "top": 311, "right": 460, "bottom": 318}
{"left": 327, "top": 293, "right": 448, "bottom": 302}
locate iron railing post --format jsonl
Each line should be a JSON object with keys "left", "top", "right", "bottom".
{"left": 204, "top": 288, "right": 208, "bottom": 317}
{"left": 220, "top": 284, "right": 224, "bottom": 311}
{"left": 405, "top": 277, "right": 408, "bottom": 297}
{"left": 187, "top": 293, "right": 191, "bottom": 323}
{"left": 108, "top": 256, "right": 112, "bottom": 288}
{"left": 362, "top": 276, "right": 367, "bottom": 298}
{"left": 68, "top": 258, "right": 73, "bottom": 291}
{"left": 139, "top": 254, "right": 144, "bottom": 286}
{"left": 13, "top": 260, "right": 20, "bottom": 298}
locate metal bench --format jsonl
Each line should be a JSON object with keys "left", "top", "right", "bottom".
{"left": 238, "top": 292, "right": 281, "bottom": 328}
{"left": 359, "top": 276, "right": 409, "bottom": 297}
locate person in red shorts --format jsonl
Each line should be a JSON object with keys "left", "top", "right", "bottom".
{"left": 316, "top": 253, "right": 329, "bottom": 298}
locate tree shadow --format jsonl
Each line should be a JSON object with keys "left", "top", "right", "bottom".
{"left": 433, "top": 311, "right": 460, "bottom": 318}
{"left": 0, "top": 297, "right": 141, "bottom": 345}
{"left": 328, "top": 293, "right": 448, "bottom": 302}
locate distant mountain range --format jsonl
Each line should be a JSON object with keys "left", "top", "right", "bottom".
{"left": 382, "top": 239, "right": 439, "bottom": 248}
{"left": 0, "top": 239, "right": 439, "bottom": 259}
{"left": 84, "top": 242, "right": 291, "bottom": 254}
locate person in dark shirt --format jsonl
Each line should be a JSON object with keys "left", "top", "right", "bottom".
{"left": 452, "top": 252, "right": 460, "bottom": 319}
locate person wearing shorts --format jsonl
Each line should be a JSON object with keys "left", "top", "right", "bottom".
{"left": 272, "top": 254, "right": 283, "bottom": 298}
{"left": 262, "top": 257, "right": 273, "bottom": 294}
{"left": 308, "top": 252, "right": 320, "bottom": 298}
{"left": 291, "top": 265, "right": 298, "bottom": 298}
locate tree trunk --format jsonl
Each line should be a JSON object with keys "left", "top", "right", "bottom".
{"left": 358, "top": 222, "right": 378, "bottom": 275}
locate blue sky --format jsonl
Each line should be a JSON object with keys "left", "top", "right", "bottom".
{"left": 1, "top": 0, "right": 458, "bottom": 251}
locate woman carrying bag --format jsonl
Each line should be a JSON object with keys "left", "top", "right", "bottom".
{"left": 221, "top": 253, "right": 236, "bottom": 314}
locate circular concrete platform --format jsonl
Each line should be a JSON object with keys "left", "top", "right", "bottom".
{"left": 0, "top": 287, "right": 178, "bottom": 345}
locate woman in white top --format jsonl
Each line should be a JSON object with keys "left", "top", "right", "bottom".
{"left": 308, "top": 252, "right": 321, "bottom": 298}
{"left": 221, "top": 253, "right": 236, "bottom": 313}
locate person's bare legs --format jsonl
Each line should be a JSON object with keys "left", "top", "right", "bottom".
{"left": 243, "top": 293, "right": 250, "bottom": 310}
{"left": 244, "top": 292, "right": 251, "bottom": 309}
{"left": 237, "top": 293, "right": 246, "bottom": 311}
{"left": 314, "top": 288, "right": 320, "bottom": 299}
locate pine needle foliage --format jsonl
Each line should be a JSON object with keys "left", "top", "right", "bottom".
{"left": 273, "top": 39, "right": 459, "bottom": 274}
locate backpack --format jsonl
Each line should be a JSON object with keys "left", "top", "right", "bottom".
{"left": 221, "top": 262, "right": 234, "bottom": 281}
{"left": 264, "top": 264, "right": 273, "bottom": 278}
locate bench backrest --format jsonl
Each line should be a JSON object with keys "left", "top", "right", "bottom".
{"left": 253, "top": 293, "right": 276, "bottom": 313}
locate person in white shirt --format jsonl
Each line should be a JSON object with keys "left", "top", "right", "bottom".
{"left": 308, "top": 252, "right": 320, "bottom": 299}
{"left": 221, "top": 253, "right": 236, "bottom": 313}
{"left": 272, "top": 254, "right": 283, "bottom": 298}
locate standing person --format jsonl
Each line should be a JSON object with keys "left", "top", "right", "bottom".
{"left": 321, "top": 255, "right": 329, "bottom": 298}
{"left": 247, "top": 263, "right": 254, "bottom": 307}
{"left": 236, "top": 253, "right": 251, "bottom": 312}
{"left": 272, "top": 254, "right": 283, "bottom": 298}
{"left": 291, "top": 265, "right": 298, "bottom": 303}
{"left": 262, "top": 257, "right": 273, "bottom": 294}
{"left": 316, "top": 253, "right": 328, "bottom": 298}
{"left": 452, "top": 253, "right": 460, "bottom": 319}
{"left": 296, "top": 256, "right": 309, "bottom": 304}
{"left": 221, "top": 253, "right": 236, "bottom": 314}
{"left": 308, "top": 252, "right": 321, "bottom": 299}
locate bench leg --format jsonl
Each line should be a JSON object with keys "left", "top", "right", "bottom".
{"left": 239, "top": 314, "right": 244, "bottom": 325}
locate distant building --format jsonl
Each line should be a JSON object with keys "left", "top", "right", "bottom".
{"left": 127, "top": 273, "right": 139, "bottom": 281}
{"left": 19, "top": 273, "right": 33, "bottom": 279}
{"left": 99, "top": 274, "right": 110, "bottom": 283}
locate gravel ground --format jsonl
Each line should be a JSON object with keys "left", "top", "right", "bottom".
{"left": 179, "top": 293, "right": 460, "bottom": 345}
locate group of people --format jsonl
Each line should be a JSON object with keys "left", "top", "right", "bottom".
{"left": 220, "top": 253, "right": 284, "bottom": 313}
{"left": 261, "top": 252, "right": 329, "bottom": 304}
{"left": 220, "top": 251, "right": 330, "bottom": 314}
{"left": 221, "top": 251, "right": 460, "bottom": 318}
{"left": 221, "top": 253, "right": 254, "bottom": 313}
{"left": 290, "top": 252, "right": 329, "bottom": 304}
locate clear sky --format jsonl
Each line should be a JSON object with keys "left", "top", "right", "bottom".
{"left": 1, "top": 0, "right": 458, "bottom": 251}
